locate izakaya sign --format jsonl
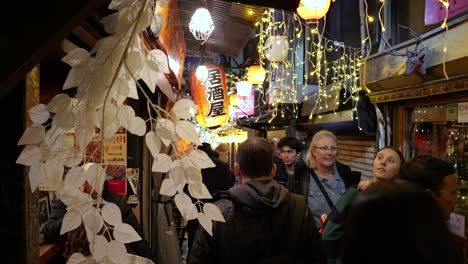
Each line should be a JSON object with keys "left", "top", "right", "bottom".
{"left": 190, "top": 64, "right": 229, "bottom": 127}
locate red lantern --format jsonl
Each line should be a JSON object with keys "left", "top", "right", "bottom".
{"left": 190, "top": 64, "right": 230, "bottom": 127}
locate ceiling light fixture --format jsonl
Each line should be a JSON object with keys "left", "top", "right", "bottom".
{"left": 189, "top": 1, "right": 215, "bottom": 44}
{"left": 297, "top": 0, "right": 331, "bottom": 23}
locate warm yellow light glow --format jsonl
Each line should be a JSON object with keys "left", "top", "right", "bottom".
{"left": 195, "top": 65, "right": 208, "bottom": 82}
{"left": 247, "top": 65, "right": 266, "bottom": 85}
{"left": 236, "top": 81, "right": 252, "bottom": 96}
{"left": 297, "top": 0, "right": 331, "bottom": 21}
{"left": 229, "top": 93, "right": 242, "bottom": 107}
{"left": 189, "top": 8, "right": 215, "bottom": 44}
{"left": 217, "top": 131, "right": 248, "bottom": 143}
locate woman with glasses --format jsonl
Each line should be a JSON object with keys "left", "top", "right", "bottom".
{"left": 287, "top": 130, "right": 361, "bottom": 228}
{"left": 321, "top": 146, "right": 405, "bottom": 264}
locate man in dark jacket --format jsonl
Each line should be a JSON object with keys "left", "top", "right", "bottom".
{"left": 42, "top": 181, "right": 153, "bottom": 261}
{"left": 274, "top": 136, "right": 302, "bottom": 186}
{"left": 188, "top": 137, "right": 324, "bottom": 264}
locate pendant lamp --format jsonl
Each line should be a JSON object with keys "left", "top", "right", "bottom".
{"left": 297, "top": 0, "right": 331, "bottom": 23}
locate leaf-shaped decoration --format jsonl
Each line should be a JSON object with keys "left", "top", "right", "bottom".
{"left": 172, "top": 99, "right": 198, "bottom": 120}
{"left": 187, "top": 149, "right": 216, "bottom": 169}
{"left": 127, "top": 79, "right": 138, "bottom": 99}
{"left": 29, "top": 162, "right": 47, "bottom": 192}
{"left": 96, "top": 104, "right": 120, "bottom": 140}
{"left": 83, "top": 207, "right": 104, "bottom": 236}
{"left": 101, "top": 203, "right": 122, "bottom": 226}
{"left": 16, "top": 145, "right": 42, "bottom": 166}
{"left": 125, "top": 50, "right": 143, "bottom": 76}
{"left": 128, "top": 116, "right": 146, "bottom": 136}
{"left": 62, "top": 48, "right": 90, "bottom": 67}
{"left": 197, "top": 212, "right": 213, "bottom": 236}
{"left": 91, "top": 235, "right": 108, "bottom": 262}
{"left": 107, "top": 240, "right": 127, "bottom": 264}
{"left": 151, "top": 11, "right": 164, "bottom": 36}
{"left": 156, "top": 0, "right": 169, "bottom": 8}
{"left": 63, "top": 66, "right": 87, "bottom": 90}
{"left": 61, "top": 146, "right": 84, "bottom": 168}
{"left": 18, "top": 124, "right": 45, "bottom": 145}
{"left": 101, "top": 13, "right": 118, "bottom": 34}
{"left": 136, "top": 4, "right": 152, "bottom": 33}
{"left": 64, "top": 167, "right": 86, "bottom": 190}
{"left": 111, "top": 77, "right": 130, "bottom": 106}
{"left": 118, "top": 105, "right": 135, "bottom": 130}
{"left": 203, "top": 203, "right": 226, "bottom": 222}
{"left": 28, "top": 104, "right": 49, "bottom": 124}
{"left": 66, "top": 252, "right": 88, "bottom": 264}
{"left": 185, "top": 166, "right": 203, "bottom": 185}
{"left": 46, "top": 93, "right": 71, "bottom": 113}
{"left": 174, "top": 192, "right": 195, "bottom": 219}
{"left": 60, "top": 208, "right": 83, "bottom": 235}
{"left": 45, "top": 159, "right": 65, "bottom": 191}
{"left": 83, "top": 163, "right": 106, "bottom": 194}
{"left": 149, "top": 49, "right": 170, "bottom": 74}
{"left": 44, "top": 125, "right": 66, "bottom": 152}
{"left": 137, "top": 60, "right": 158, "bottom": 93}
{"left": 188, "top": 183, "right": 213, "bottom": 199}
{"left": 159, "top": 178, "right": 177, "bottom": 196}
{"left": 108, "top": 0, "right": 134, "bottom": 10}
{"left": 75, "top": 125, "right": 95, "bottom": 153}
{"left": 53, "top": 108, "right": 76, "bottom": 131}
{"left": 176, "top": 120, "right": 201, "bottom": 146}
{"left": 113, "top": 223, "right": 142, "bottom": 244}
{"left": 169, "top": 166, "right": 186, "bottom": 192}
{"left": 151, "top": 153, "right": 172, "bottom": 173}
{"left": 145, "top": 131, "right": 161, "bottom": 158}
{"left": 156, "top": 118, "right": 177, "bottom": 146}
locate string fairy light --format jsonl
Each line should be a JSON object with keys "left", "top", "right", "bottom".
{"left": 438, "top": 0, "right": 450, "bottom": 80}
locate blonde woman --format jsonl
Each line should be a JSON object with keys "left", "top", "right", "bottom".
{"left": 287, "top": 130, "right": 361, "bottom": 227}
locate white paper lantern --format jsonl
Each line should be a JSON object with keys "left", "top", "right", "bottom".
{"left": 265, "top": 35, "right": 289, "bottom": 62}
{"left": 189, "top": 8, "right": 215, "bottom": 44}
{"left": 236, "top": 81, "right": 252, "bottom": 97}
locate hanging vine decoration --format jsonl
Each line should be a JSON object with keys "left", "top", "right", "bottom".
{"left": 16, "top": 0, "right": 224, "bottom": 263}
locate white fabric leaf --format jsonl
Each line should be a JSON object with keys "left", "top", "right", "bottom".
{"left": 46, "top": 93, "right": 71, "bottom": 113}
{"left": 29, "top": 162, "right": 47, "bottom": 192}
{"left": 64, "top": 167, "right": 86, "bottom": 190}
{"left": 145, "top": 131, "right": 161, "bottom": 158}
{"left": 128, "top": 116, "right": 146, "bottom": 136}
{"left": 60, "top": 208, "right": 83, "bottom": 235}
{"left": 108, "top": 0, "right": 133, "bottom": 10}
{"left": 101, "top": 203, "right": 122, "bottom": 227}
{"left": 187, "top": 149, "right": 216, "bottom": 169}
{"left": 113, "top": 223, "right": 142, "bottom": 244}
{"left": 62, "top": 48, "right": 90, "bottom": 67}
{"left": 28, "top": 104, "right": 49, "bottom": 124}
{"left": 18, "top": 124, "right": 45, "bottom": 145}
{"left": 176, "top": 120, "right": 201, "bottom": 146}
{"left": 16, "top": 145, "right": 42, "bottom": 166}
{"left": 156, "top": 118, "right": 177, "bottom": 146}
{"left": 171, "top": 159, "right": 181, "bottom": 169}
{"left": 159, "top": 178, "right": 177, "bottom": 196}
{"left": 63, "top": 66, "right": 87, "bottom": 90}
{"left": 172, "top": 99, "right": 198, "bottom": 120}
{"left": 117, "top": 105, "right": 135, "bottom": 130}
{"left": 110, "top": 77, "right": 130, "bottom": 105}
{"left": 83, "top": 163, "right": 106, "bottom": 194}
{"left": 75, "top": 106, "right": 96, "bottom": 150}
{"left": 151, "top": 153, "right": 172, "bottom": 173}
{"left": 189, "top": 183, "right": 213, "bottom": 199}
{"left": 136, "top": 5, "right": 152, "bottom": 33}
{"left": 148, "top": 49, "right": 170, "bottom": 74}
{"left": 44, "top": 125, "right": 66, "bottom": 152}
{"left": 66, "top": 252, "right": 88, "bottom": 264}
{"left": 53, "top": 108, "right": 76, "bottom": 131}
{"left": 61, "top": 146, "right": 84, "bottom": 168}
{"left": 107, "top": 240, "right": 127, "bottom": 264}
{"left": 169, "top": 167, "right": 186, "bottom": 192}
{"left": 96, "top": 104, "right": 119, "bottom": 140}
{"left": 137, "top": 60, "right": 158, "bottom": 93}
{"left": 91, "top": 235, "right": 108, "bottom": 262}
{"left": 197, "top": 212, "right": 213, "bottom": 236}
{"left": 75, "top": 125, "right": 95, "bottom": 153}
{"left": 174, "top": 192, "right": 196, "bottom": 219}
{"left": 150, "top": 11, "right": 164, "bottom": 36}
{"left": 203, "top": 203, "right": 226, "bottom": 222}
{"left": 127, "top": 79, "right": 138, "bottom": 99}
{"left": 125, "top": 51, "right": 143, "bottom": 76}
{"left": 45, "top": 159, "right": 65, "bottom": 191}
{"left": 83, "top": 207, "right": 103, "bottom": 236}
{"left": 186, "top": 203, "right": 198, "bottom": 220}
{"left": 185, "top": 166, "right": 203, "bottom": 185}
{"left": 101, "top": 13, "right": 118, "bottom": 34}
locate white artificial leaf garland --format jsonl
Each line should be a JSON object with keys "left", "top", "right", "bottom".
{"left": 83, "top": 207, "right": 104, "bottom": 236}
{"left": 62, "top": 48, "right": 90, "bottom": 67}
{"left": 204, "top": 203, "right": 226, "bottom": 222}
{"left": 151, "top": 11, "right": 164, "bottom": 36}
{"left": 197, "top": 212, "right": 213, "bottom": 236}
{"left": 91, "top": 235, "right": 108, "bottom": 262}
{"left": 172, "top": 99, "right": 198, "bottom": 120}
{"left": 169, "top": 166, "right": 186, "bottom": 192}
{"left": 118, "top": 104, "right": 136, "bottom": 130}
{"left": 28, "top": 104, "right": 49, "bottom": 124}
{"left": 60, "top": 209, "right": 83, "bottom": 235}
{"left": 53, "top": 108, "right": 76, "bottom": 131}
{"left": 44, "top": 125, "right": 66, "bottom": 152}
{"left": 16, "top": 145, "right": 42, "bottom": 166}
{"left": 151, "top": 153, "right": 172, "bottom": 173}
{"left": 149, "top": 49, "right": 170, "bottom": 74}
{"left": 174, "top": 192, "right": 194, "bottom": 219}
{"left": 184, "top": 166, "right": 203, "bottom": 185}
{"left": 187, "top": 149, "right": 216, "bottom": 169}
{"left": 29, "top": 162, "right": 47, "bottom": 192}
{"left": 101, "top": 203, "right": 122, "bottom": 227}
{"left": 83, "top": 163, "right": 106, "bottom": 194}
{"left": 113, "top": 223, "right": 142, "bottom": 243}
{"left": 128, "top": 116, "right": 146, "bottom": 136}
{"left": 64, "top": 167, "right": 86, "bottom": 190}
{"left": 66, "top": 252, "right": 88, "bottom": 264}
{"left": 159, "top": 178, "right": 177, "bottom": 196}
{"left": 46, "top": 93, "right": 71, "bottom": 113}
{"left": 107, "top": 240, "right": 127, "bottom": 264}
{"left": 176, "top": 120, "right": 201, "bottom": 146}
{"left": 145, "top": 131, "right": 161, "bottom": 158}
{"left": 18, "top": 124, "right": 45, "bottom": 145}
{"left": 156, "top": 118, "right": 177, "bottom": 146}
{"left": 188, "top": 183, "right": 212, "bottom": 200}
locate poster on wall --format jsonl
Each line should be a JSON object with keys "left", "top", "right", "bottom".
{"left": 126, "top": 168, "right": 140, "bottom": 205}
{"left": 458, "top": 102, "right": 468, "bottom": 123}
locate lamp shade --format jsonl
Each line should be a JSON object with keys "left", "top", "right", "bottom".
{"left": 297, "top": 0, "right": 331, "bottom": 21}
{"left": 247, "top": 65, "right": 266, "bottom": 85}
{"left": 265, "top": 35, "right": 289, "bottom": 62}
{"left": 236, "top": 81, "right": 252, "bottom": 97}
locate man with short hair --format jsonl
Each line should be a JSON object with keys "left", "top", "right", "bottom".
{"left": 274, "top": 136, "right": 302, "bottom": 186}
{"left": 188, "top": 137, "right": 324, "bottom": 264}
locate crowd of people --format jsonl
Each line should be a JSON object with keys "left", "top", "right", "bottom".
{"left": 42, "top": 129, "right": 462, "bottom": 264}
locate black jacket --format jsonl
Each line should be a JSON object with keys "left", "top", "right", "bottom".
{"left": 287, "top": 161, "right": 361, "bottom": 202}
{"left": 42, "top": 182, "right": 153, "bottom": 260}
{"left": 188, "top": 178, "right": 324, "bottom": 264}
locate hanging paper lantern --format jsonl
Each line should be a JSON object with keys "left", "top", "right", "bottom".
{"left": 247, "top": 65, "right": 266, "bottom": 85}
{"left": 265, "top": 35, "right": 289, "bottom": 62}
{"left": 229, "top": 93, "right": 242, "bottom": 107}
{"left": 190, "top": 64, "right": 230, "bottom": 127}
{"left": 236, "top": 81, "right": 252, "bottom": 97}
{"left": 297, "top": 0, "right": 331, "bottom": 21}
{"left": 195, "top": 65, "right": 209, "bottom": 82}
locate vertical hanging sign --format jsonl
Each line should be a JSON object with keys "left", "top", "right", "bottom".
{"left": 191, "top": 64, "right": 229, "bottom": 127}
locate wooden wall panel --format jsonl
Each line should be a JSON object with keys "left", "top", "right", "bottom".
{"left": 336, "top": 137, "right": 377, "bottom": 180}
